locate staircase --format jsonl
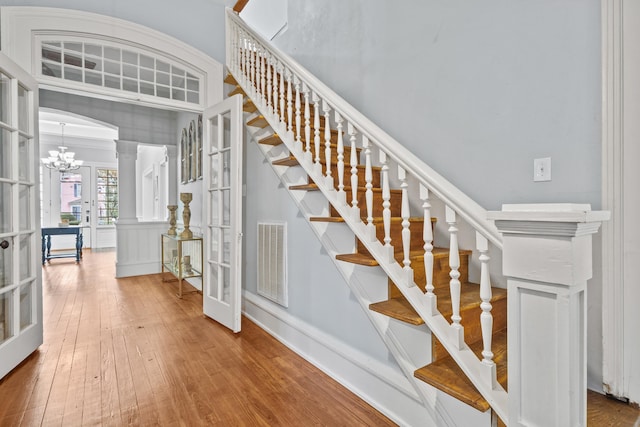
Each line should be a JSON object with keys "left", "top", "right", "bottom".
{"left": 226, "top": 72, "right": 508, "bottom": 423}
{"left": 224, "top": 11, "right": 509, "bottom": 425}
{"left": 224, "top": 8, "right": 606, "bottom": 427}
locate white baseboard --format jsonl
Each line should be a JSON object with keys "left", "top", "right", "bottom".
{"left": 242, "top": 291, "right": 438, "bottom": 427}
{"left": 115, "top": 260, "right": 160, "bottom": 278}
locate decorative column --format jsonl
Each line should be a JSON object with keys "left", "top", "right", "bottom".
{"left": 114, "top": 140, "right": 139, "bottom": 224}
{"left": 488, "top": 204, "right": 609, "bottom": 427}
{"left": 166, "top": 145, "right": 178, "bottom": 206}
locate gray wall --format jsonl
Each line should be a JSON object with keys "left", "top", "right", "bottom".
{"left": 264, "top": 0, "right": 606, "bottom": 391}
{"left": 273, "top": 0, "right": 602, "bottom": 211}
{"left": 40, "top": 90, "right": 178, "bottom": 145}
{"left": 0, "top": 0, "right": 230, "bottom": 62}
{"left": 243, "top": 129, "right": 394, "bottom": 362}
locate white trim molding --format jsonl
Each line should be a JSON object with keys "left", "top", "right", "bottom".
{"left": 0, "top": 6, "right": 224, "bottom": 111}
{"left": 601, "top": 0, "right": 625, "bottom": 400}
{"left": 601, "top": 0, "right": 640, "bottom": 405}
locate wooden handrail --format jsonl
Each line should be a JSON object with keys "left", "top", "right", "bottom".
{"left": 233, "top": 0, "right": 250, "bottom": 13}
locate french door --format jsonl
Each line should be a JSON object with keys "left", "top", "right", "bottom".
{"left": 202, "top": 94, "right": 243, "bottom": 332}
{"left": 0, "top": 52, "right": 42, "bottom": 380}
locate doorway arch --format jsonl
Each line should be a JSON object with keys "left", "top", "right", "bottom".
{"left": 1, "top": 6, "right": 225, "bottom": 277}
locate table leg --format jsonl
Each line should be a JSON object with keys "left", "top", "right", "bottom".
{"left": 41, "top": 235, "right": 46, "bottom": 265}
{"left": 75, "top": 232, "right": 81, "bottom": 262}
{"left": 46, "top": 235, "right": 51, "bottom": 260}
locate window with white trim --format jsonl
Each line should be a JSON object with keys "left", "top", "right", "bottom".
{"left": 97, "top": 168, "right": 118, "bottom": 226}
{"left": 40, "top": 39, "right": 201, "bottom": 106}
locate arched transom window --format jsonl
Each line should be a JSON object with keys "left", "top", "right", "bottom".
{"left": 38, "top": 36, "right": 203, "bottom": 108}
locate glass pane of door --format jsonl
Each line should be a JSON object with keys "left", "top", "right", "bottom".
{"left": 0, "top": 129, "right": 11, "bottom": 180}
{"left": 19, "top": 282, "right": 33, "bottom": 331}
{"left": 0, "top": 51, "right": 42, "bottom": 381}
{"left": 0, "top": 72, "right": 10, "bottom": 124}
{"left": 18, "top": 135, "right": 31, "bottom": 182}
{"left": 202, "top": 94, "right": 243, "bottom": 332}
{"left": 0, "top": 292, "right": 14, "bottom": 345}
{"left": 60, "top": 172, "right": 82, "bottom": 225}
{"left": 0, "top": 183, "right": 10, "bottom": 233}
{"left": 0, "top": 237, "right": 12, "bottom": 289}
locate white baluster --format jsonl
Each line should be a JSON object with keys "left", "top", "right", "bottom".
{"left": 477, "top": 232, "right": 495, "bottom": 368}
{"left": 348, "top": 123, "right": 360, "bottom": 220}
{"left": 237, "top": 33, "right": 243, "bottom": 78}
{"left": 399, "top": 166, "right": 413, "bottom": 282}
{"left": 335, "top": 112, "right": 345, "bottom": 203}
{"left": 363, "top": 135, "right": 375, "bottom": 240}
{"left": 323, "top": 100, "right": 333, "bottom": 187}
{"left": 286, "top": 69, "right": 293, "bottom": 137}
{"left": 380, "top": 151, "right": 393, "bottom": 261}
{"left": 253, "top": 45, "right": 259, "bottom": 95}
{"left": 230, "top": 28, "right": 237, "bottom": 75}
{"left": 254, "top": 46, "right": 259, "bottom": 94}
{"left": 241, "top": 36, "right": 247, "bottom": 84}
{"left": 294, "top": 77, "right": 302, "bottom": 151}
{"left": 421, "top": 185, "right": 436, "bottom": 314}
{"left": 259, "top": 50, "right": 266, "bottom": 106}
{"left": 279, "top": 67, "right": 286, "bottom": 129}
{"left": 446, "top": 206, "right": 464, "bottom": 348}
{"left": 313, "top": 93, "right": 322, "bottom": 174}
{"left": 266, "top": 54, "right": 273, "bottom": 115}
{"left": 234, "top": 30, "right": 240, "bottom": 76}
{"left": 272, "top": 61, "right": 279, "bottom": 120}
{"left": 249, "top": 43, "right": 255, "bottom": 94}
{"left": 303, "top": 84, "right": 312, "bottom": 163}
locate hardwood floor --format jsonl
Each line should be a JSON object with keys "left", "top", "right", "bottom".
{"left": 0, "top": 250, "right": 395, "bottom": 426}
{"left": 1, "top": 250, "right": 639, "bottom": 426}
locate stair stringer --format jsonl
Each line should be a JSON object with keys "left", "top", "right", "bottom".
{"left": 242, "top": 111, "right": 492, "bottom": 427}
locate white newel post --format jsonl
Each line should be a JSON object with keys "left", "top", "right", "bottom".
{"left": 488, "top": 204, "right": 609, "bottom": 427}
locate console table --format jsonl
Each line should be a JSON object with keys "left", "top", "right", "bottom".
{"left": 161, "top": 233, "right": 203, "bottom": 297}
{"left": 41, "top": 226, "right": 84, "bottom": 264}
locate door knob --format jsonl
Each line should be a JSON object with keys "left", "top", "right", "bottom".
{"left": 0, "top": 240, "right": 9, "bottom": 249}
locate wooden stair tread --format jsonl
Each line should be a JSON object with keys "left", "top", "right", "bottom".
{"left": 312, "top": 216, "right": 429, "bottom": 225}
{"left": 272, "top": 156, "right": 299, "bottom": 167}
{"left": 310, "top": 216, "right": 345, "bottom": 223}
{"left": 290, "top": 183, "right": 319, "bottom": 191}
{"left": 437, "top": 286, "right": 507, "bottom": 318}
{"left": 370, "top": 297, "right": 423, "bottom": 325}
{"left": 336, "top": 247, "right": 458, "bottom": 267}
{"left": 247, "top": 115, "right": 269, "bottom": 128}
{"left": 369, "top": 283, "right": 506, "bottom": 326}
{"left": 342, "top": 186, "right": 402, "bottom": 195}
{"left": 228, "top": 85, "right": 245, "bottom": 97}
{"left": 414, "top": 330, "right": 508, "bottom": 413}
{"left": 243, "top": 99, "right": 258, "bottom": 113}
{"left": 224, "top": 74, "right": 238, "bottom": 85}
{"left": 258, "top": 133, "right": 282, "bottom": 146}
{"left": 336, "top": 252, "right": 379, "bottom": 266}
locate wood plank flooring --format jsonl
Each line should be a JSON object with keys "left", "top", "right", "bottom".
{"left": 1, "top": 249, "right": 639, "bottom": 426}
{"left": 0, "top": 250, "right": 395, "bottom": 426}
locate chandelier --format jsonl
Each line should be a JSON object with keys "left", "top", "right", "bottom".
{"left": 42, "top": 122, "right": 83, "bottom": 172}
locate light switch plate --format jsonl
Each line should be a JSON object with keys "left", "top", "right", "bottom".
{"left": 533, "top": 157, "right": 551, "bottom": 182}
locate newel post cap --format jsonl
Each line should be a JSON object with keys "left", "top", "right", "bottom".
{"left": 487, "top": 204, "right": 610, "bottom": 285}
{"left": 487, "top": 203, "right": 610, "bottom": 237}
